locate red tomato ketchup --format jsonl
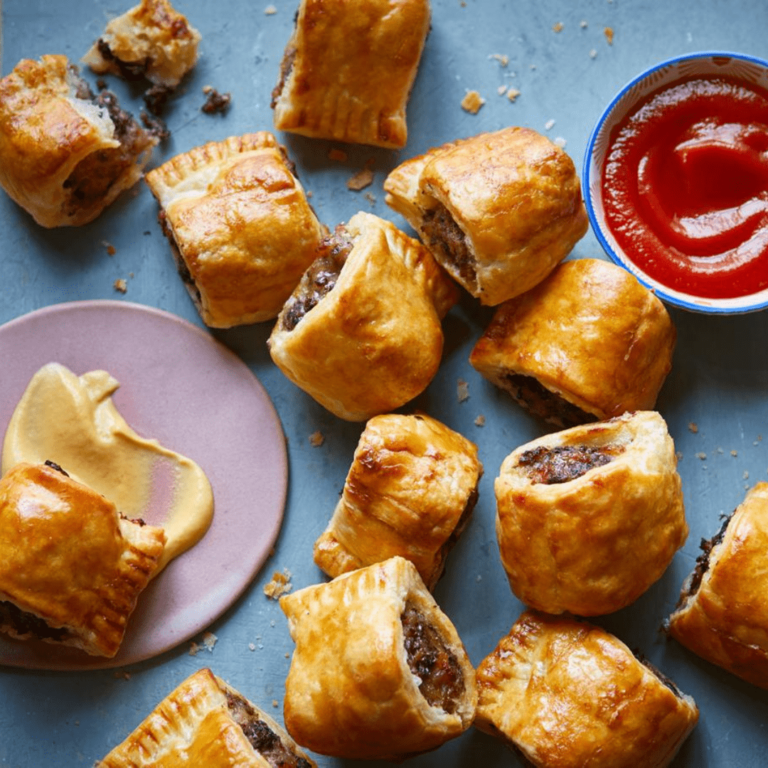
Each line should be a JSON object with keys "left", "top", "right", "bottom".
{"left": 602, "top": 76, "right": 768, "bottom": 298}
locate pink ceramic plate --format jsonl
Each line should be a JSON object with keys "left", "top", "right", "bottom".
{"left": 0, "top": 301, "right": 287, "bottom": 670}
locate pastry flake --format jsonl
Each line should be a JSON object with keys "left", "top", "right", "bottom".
{"left": 494, "top": 411, "right": 687, "bottom": 616}
{"left": 145, "top": 133, "right": 328, "bottom": 328}
{"left": 475, "top": 610, "right": 699, "bottom": 768}
{"left": 280, "top": 556, "right": 477, "bottom": 759}
{"left": 83, "top": 0, "right": 201, "bottom": 88}
{"left": 268, "top": 211, "right": 459, "bottom": 421}
{"left": 271, "top": 0, "right": 431, "bottom": 148}
{"left": 384, "top": 126, "right": 589, "bottom": 305}
{"left": 668, "top": 482, "right": 768, "bottom": 689}
{"left": 0, "top": 462, "right": 165, "bottom": 658}
{"left": 0, "top": 55, "right": 157, "bottom": 228}
{"left": 97, "top": 667, "right": 316, "bottom": 767}
{"left": 313, "top": 413, "right": 482, "bottom": 589}
{"left": 469, "top": 258, "right": 676, "bottom": 426}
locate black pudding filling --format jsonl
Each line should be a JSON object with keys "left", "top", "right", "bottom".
{"left": 503, "top": 373, "right": 597, "bottom": 428}
{"left": 420, "top": 202, "right": 477, "bottom": 286}
{"left": 281, "top": 227, "right": 354, "bottom": 332}
{"left": 681, "top": 514, "right": 733, "bottom": 604}
{"left": 157, "top": 209, "right": 202, "bottom": 306}
{"left": 516, "top": 444, "right": 625, "bottom": 485}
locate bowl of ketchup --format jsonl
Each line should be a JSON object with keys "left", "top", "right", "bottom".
{"left": 584, "top": 51, "right": 768, "bottom": 314}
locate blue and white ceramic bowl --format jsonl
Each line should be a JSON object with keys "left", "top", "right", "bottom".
{"left": 583, "top": 51, "right": 768, "bottom": 315}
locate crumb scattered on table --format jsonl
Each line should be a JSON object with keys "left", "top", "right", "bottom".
{"left": 744, "top": 471, "right": 750, "bottom": 480}
{"left": 264, "top": 4, "right": 277, "bottom": 13}
{"left": 507, "top": 88, "right": 521, "bottom": 103}
{"left": 688, "top": 422, "right": 699, "bottom": 433}
{"left": 474, "top": 414, "right": 486, "bottom": 427}
{"left": 329, "top": 148, "right": 348, "bottom": 162}
{"left": 113, "top": 671, "right": 131, "bottom": 680}
{"left": 696, "top": 452, "right": 707, "bottom": 461}
{"left": 544, "top": 118, "right": 556, "bottom": 130}
{"left": 489, "top": 53, "right": 509, "bottom": 67}
{"left": 272, "top": 700, "right": 279, "bottom": 708}
{"left": 264, "top": 568, "right": 293, "bottom": 599}
{"left": 461, "top": 90, "right": 485, "bottom": 114}
{"left": 731, "top": 449, "right": 739, "bottom": 457}
{"left": 189, "top": 641, "right": 200, "bottom": 656}
{"left": 249, "top": 642, "right": 256, "bottom": 651}
{"left": 113, "top": 279, "right": 127, "bottom": 294}
{"left": 202, "top": 632, "right": 218, "bottom": 652}
{"left": 347, "top": 166, "right": 374, "bottom": 191}
{"left": 364, "top": 191, "right": 377, "bottom": 206}
{"left": 604, "top": 26, "right": 614, "bottom": 45}
{"left": 309, "top": 431, "right": 324, "bottom": 447}
{"left": 102, "top": 240, "right": 116, "bottom": 256}
{"left": 553, "top": 22, "right": 563, "bottom": 32}
{"left": 457, "top": 379, "right": 470, "bottom": 402}
{"left": 580, "top": 20, "right": 588, "bottom": 28}
{"left": 202, "top": 88, "right": 231, "bottom": 115}
{"left": 554, "top": 136, "right": 567, "bottom": 148}
{"left": 589, "top": 49, "right": 598, "bottom": 59}
{"left": 497, "top": 85, "right": 508, "bottom": 96}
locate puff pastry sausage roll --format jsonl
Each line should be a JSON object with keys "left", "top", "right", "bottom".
{"left": 145, "top": 133, "right": 328, "bottom": 328}
{"left": 0, "top": 55, "right": 157, "bottom": 228}
{"left": 668, "top": 482, "right": 768, "bottom": 689}
{"left": 97, "top": 667, "right": 316, "bottom": 767}
{"left": 0, "top": 462, "right": 165, "bottom": 658}
{"left": 475, "top": 610, "right": 699, "bottom": 768}
{"left": 83, "top": 0, "right": 201, "bottom": 89}
{"left": 268, "top": 212, "right": 459, "bottom": 420}
{"left": 384, "top": 126, "right": 589, "bottom": 305}
{"left": 314, "top": 413, "right": 482, "bottom": 589}
{"left": 470, "top": 258, "right": 676, "bottom": 427}
{"left": 280, "top": 556, "right": 477, "bottom": 759}
{"left": 495, "top": 411, "right": 687, "bottom": 616}
{"left": 271, "top": 0, "right": 430, "bottom": 148}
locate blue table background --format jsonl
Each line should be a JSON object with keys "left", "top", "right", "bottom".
{"left": 1, "top": 1, "right": 768, "bottom": 765}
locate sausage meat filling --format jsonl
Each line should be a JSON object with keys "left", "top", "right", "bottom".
{"left": 681, "top": 514, "right": 732, "bottom": 602}
{"left": 401, "top": 600, "right": 464, "bottom": 714}
{"left": 225, "top": 691, "right": 312, "bottom": 768}
{"left": 281, "top": 227, "right": 354, "bottom": 332}
{"left": 0, "top": 601, "right": 70, "bottom": 643}
{"left": 420, "top": 202, "right": 476, "bottom": 286}
{"left": 503, "top": 373, "right": 596, "bottom": 427}
{"left": 517, "top": 444, "right": 624, "bottom": 485}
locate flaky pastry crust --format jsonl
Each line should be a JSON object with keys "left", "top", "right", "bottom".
{"left": 494, "top": 411, "right": 687, "bottom": 616}
{"left": 0, "top": 462, "right": 165, "bottom": 658}
{"left": 83, "top": 0, "right": 201, "bottom": 87}
{"left": 0, "top": 55, "right": 156, "bottom": 228}
{"left": 668, "top": 482, "right": 768, "bottom": 689}
{"left": 280, "top": 556, "right": 477, "bottom": 760}
{"left": 145, "top": 133, "right": 327, "bottom": 328}
{"left": 470, "top": 258, "right": 676, "bottom": 426}
{"left": 313, "top": 413, "right": 482, "bottom": 589}
{"left": 384, "top": 126, "right": 588, "bottom": 305}
{"left": 475, "top": 611, "right": 699, "bottom": 768}
{"left": 97, "top": 667, "right": 316, "bottom": 767}
{"left": 271, "top": 0, "right": 430, "bottom": 148}
{"left": 268, "top": 211, "right": 459, "bottom": 421}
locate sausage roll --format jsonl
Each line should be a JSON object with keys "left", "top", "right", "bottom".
{"left": 475, "top": 610, "right": 699, "bottom": 768}
{"left": 313, "top": 413, "right": 482, "bottom": 589}
{"left": 83, "top": 0, "right": 201, "bottom": 89}
{"left": 384, "top": 126, "right": 589, "bottom": 305}
{"left": 268, "top": 211, "right": 459, "bottom": 421}
{"left": 97, "top": 667, "right": 316, "bottom": 767}
{"left": 469, "top": 258, "right": 676, "bottom": 427}
{"left": 271, "top": 0, "right": 430, "bottom": 148}
{"left": 494, "top": 411, "right": 687, "bottom": 616}
{"left": 0, "top": 55, "right": 157, "bottom": 228}
{"left": 280, "top": 556, "right": 477, "bottom": 760}
{"left": 0, "top": 462, "right": 165, "bottom": 658}
{"left": 668, "top": 482, "right": 768, "bottom": 689}
{"left": 145, "top": 133, "right": 328, "bottom": 328}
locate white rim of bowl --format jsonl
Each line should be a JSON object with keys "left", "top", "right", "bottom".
{"left": 583, "top": 50, "right": 768, "bottom": 315}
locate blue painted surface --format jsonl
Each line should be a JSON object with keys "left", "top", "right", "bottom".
{"left": 1, "top": 1, "right": 767, "bottom": 765}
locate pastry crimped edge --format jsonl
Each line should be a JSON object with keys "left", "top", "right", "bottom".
{"left": 313, "top": 412, "right": 483, "bottom": 589}
{"left": 96, "top": 667, "right": 316, "bottom": 767}
{"left": 280, "top": 556, "right": 477, "bottom": 760}
{"left": 668, "top": 482, "right": 768, "bottom": 689}
{"left": 494, "top": 411, "right": 687, "bottom": 616}
{"left": 475, "top": 610, "right": 699, "bottom": 768}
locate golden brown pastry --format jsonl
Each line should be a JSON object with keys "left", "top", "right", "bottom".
{"left": 83, "top": 0, "right": 201, "bottom": 88}
{"left": 268, "top": 211, "right": 459, "bottom": 421}
{"left": 494, "top": 411, "right": 687, "bottom": 616}
{"left": 313, "top": 413, "right": 482, "bottom": 589}
{"left": 469, "top": 258, "right": 677, "bottom": 427}
{"left": 668, "top": 482, "right": 768, "bottom": 689}
{"left": 280, "top": 556, "right": 477, "bottom": 760}
{"left": 475, "top": 610, "right": 699, "bottom": 768}
{"left": 0, "top": 55, "right": 157, "bottom": 228}
{"left": 97, "top": 667, "right": 316, "bottom": 767}
{"left": 384, "top": 126, "right": 589, "bottom": 305}
{"left": 271, "top": 0, "right": 430, "bottom": 148}
{"left": 145, "top": 133, "right": 328, "bottom": 328}
{"left": 0, "top": 462, "right": 165, "bottom": 658}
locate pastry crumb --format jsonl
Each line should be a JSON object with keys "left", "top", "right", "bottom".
{"left": 489, "top": 53, "right": 509, "bottom": 67}
{"left": 552, "top": 22, "right": 563, "bottom": 32}
{"left": 188, "top": 642, "right": 200, "bottom": 656}
{"left": 688, "top": 422, "right": 699, "bottom": 433}
{"left": 544, "top": 118, "right": 556, "bottom": 130}
{"left": 553, "top": 136, "right": 567, "bottom": 148}
{"left": 364, "top": 191, "right": 377, "bottom": 206}
{"left": 744, "top": 471, "right": 750, "bottom": 480}
{"left": 497, "top": 84, "right": 508, "bottom": 96}
{"left": 309, "top": 430, "right": 324, "bottom": 447}
{"left": 507, "top": 88, "right": 521, "bottom": 102}
{"left": 113, "top": 278, "right": 127, "bottom": 294}
{"left": 347, "top": 166, "right": 374, "bottom": 191}
{"left": 328, "top": 148, "right": 348, "bottom": 162}
{"left": 695, "top": 452, "right": 707, "bottom": 460}
{"left": 604, "top": 26, "right": 614, "bottom": 45}
{"left": 113, "top": 671, "right": 131, "bottom": 680}
{"left": 264, "top": 4, "right": 277, "bottom": 13}
{"left": 202, "top": 84, "right": 213, "bottom": 94}
{"left": 457, "top": 379, "right": 470, "bottom": 403}
{"left": 580, "top": 20, "right": 588, "bottom": 28}
{"left": 461, "top": 90, "right": 485, "bottom": 114}
{"left": 589, "top": 49, "right": 598, "bottom": 59}
{"left": 474, "top": 414, "right": 486, "bottom": 427}
{"left": 264, "top": 568, "right": 293, "bottom": 599}
{"left": 731, "top": 449, "right": 739, "bottom": 457}
{"left": 102, "top": 240, "right": 116, "bottom": 256}
{"left": 272, "top": 699, "right": 279, "bottom": 708}
{"left": 202, "top": 631, "right": 218, "bottom": 652}
{"left": 202, "top": 88, "right": 231, "bottom": 115}
{"left": 248, "top": 642, "right": 256, "bottom": 651}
